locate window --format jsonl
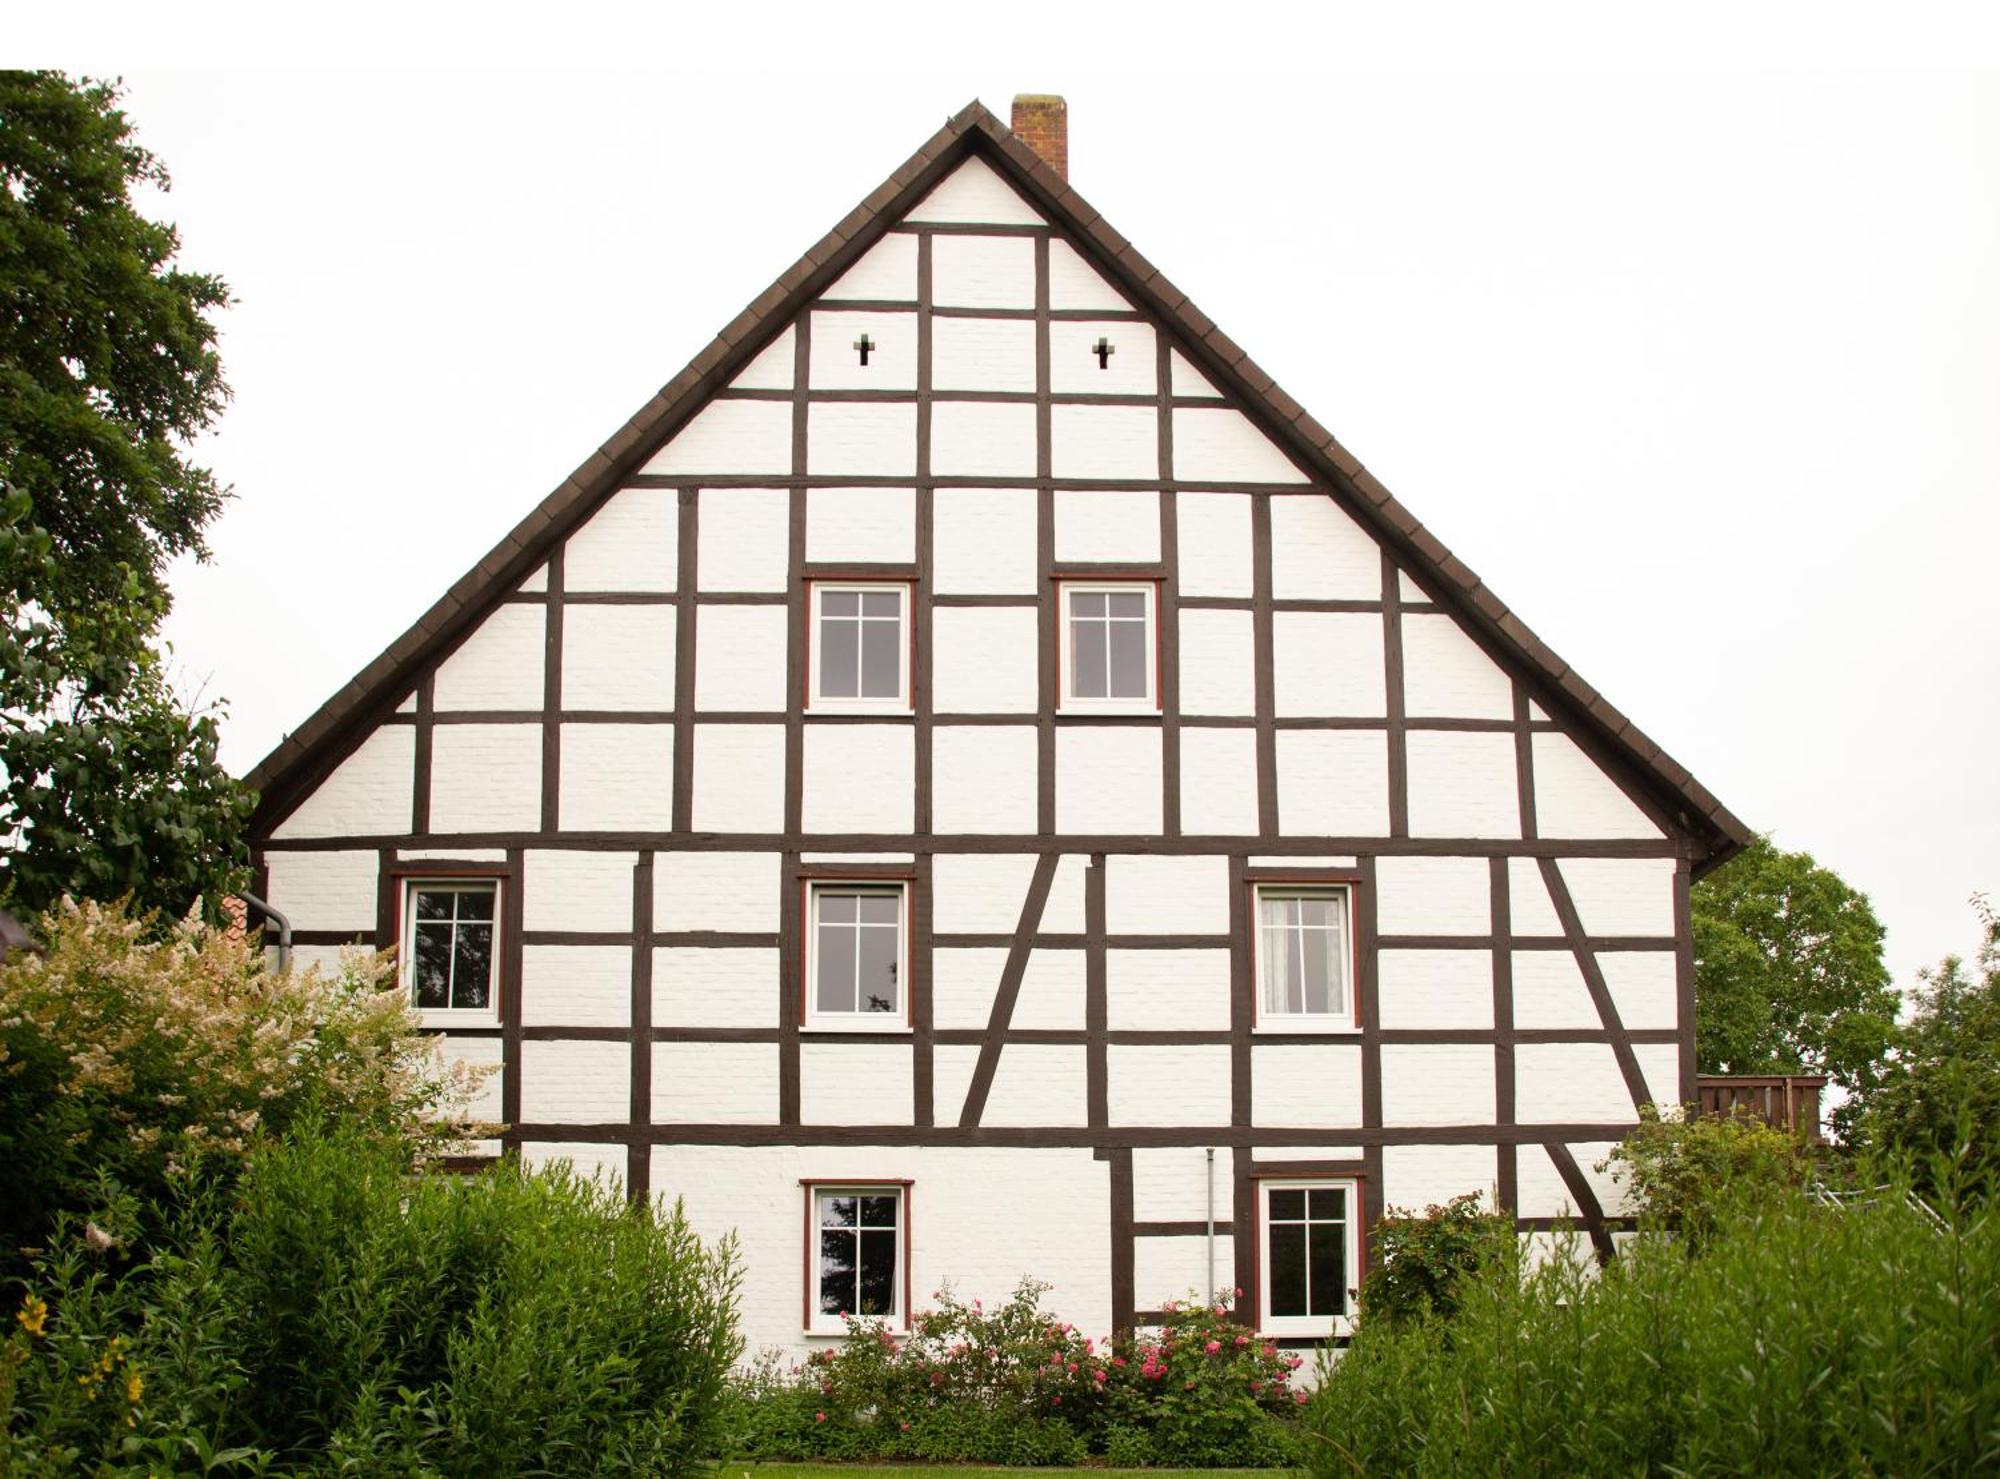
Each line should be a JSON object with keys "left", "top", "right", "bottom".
{"left": 401, "top": 880, "right": 500, "bottom": 1024}
{"left": 1259, "top": 1180, "right": 1357, "bottom": 1337}
{"left": 810, "top": 583, "right": 909, "bottom": 710}
{"left": 1058, "top": 581, "right": 1157, "bottom": 711}
{"left": 1254, "top": 886, "right": 1354, "bottom": 1030}
{"left": 807, "top": 1183, "right": 907, "bottom": 1332}
{"left": 805, "top": 882, "right": 907, "bottom": 1028}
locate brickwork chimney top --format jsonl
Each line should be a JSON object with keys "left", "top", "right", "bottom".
{"left": 1010, "top": 94, "right": 1067, "bottom": 180}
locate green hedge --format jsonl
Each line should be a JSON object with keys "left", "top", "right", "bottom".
{"left": 2, "top": 1133, "right": 741, "bottom": 1476}
{"left": 1304, "top": 1181, "right": 2000, "bottom": 1476}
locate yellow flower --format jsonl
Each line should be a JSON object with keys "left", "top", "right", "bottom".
{"left": 16, "top": 1294, "right": 47, "bottom": 1337}
{"left": 126, "top": 1369, "right": 144, "bottom": 1403}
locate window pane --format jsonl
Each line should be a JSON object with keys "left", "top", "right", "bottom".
{"left": 860, "top": 1194, "right": 898, "bottom": 1228}
{"left": 1107, "top": 591, "right": 1147, "bottom": 618}
{"left": 821, "top": 616, "right": 860, "bottom": 698}
{"left": 1301, "top": 924, "right": 1331, "bottom": 1015}
{"left": 855, "top": 894, "right": 900, "bottom": 924}
{"left": 1107, "top": 617, "right": 1148, "bottom": 698}
{"left": 1299, "top": 896, "right": 1336, "bottom": 929}
{"left": 1284, "top": 928, "right": 1306, "bottom": 1014}
{"left": 1069, "top": 591, "right": 1105, "bottom": 619}
{"left": 819, "top": 1229, "right": 855, "bottom": 1316}
{"left": 857, "top": 924, "right": 899, "bottom": 1013}
{"left": 820, "top": 1194, "right": 858, "bottom": 1228}
{"left": 452, "top": 924, "right": 493, "bottom": 1009}
{"left": 415, "top": 889, "right": 453, "bottom": 921}
{"left": 1308, "top": 1187, "right": 1346, "bottom": 1222}
{"left": 822, "top": 590, "right": 859, "bottom": 617}
{"left": 860, "top": 616, "right": 900, "bottom": 698}
{"left": 818, "top": 893, "right": 857, "bottom": 922}
{"left": 1269, "top": 1188, "right": 1305, "bottom": 1220}
{"left": 1259, "top": 925, "right": 1289, "bottom": 1015}
{"left": 861, "top": 590, "right": 900, "bottom": 617}
{"left": 456, "top": 887, "right": 495, "bottom": 921}
{"left": 1309, "top": 1222, "right": 1345, "bottom": 1317}
{"left": 412, "top": 924, "right": 452, "bottom": 1008}
{"left": 1260, "top": 895, "right": 1298, "bottom": 931}
{"left": 1071, "top": 618, "right": 1107, "bottom": 697}
{"left": 816, "top": 923, "right": 857, "bottom": 1012}
{"left": 1268, "top": 1223, "right": 1307, "bottom": 1317}
{"left": 858, "top": 1228, "right": 897, "bottom": 1315}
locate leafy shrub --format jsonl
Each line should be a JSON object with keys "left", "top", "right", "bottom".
{"left": 0, "top": 899, "right": 482, "bottom": 1267}
{"left": 1842, "top": 896, "right": 2000, "bottom": 1201}
{"left": 1357, "top": 1192, "right": 1512, "bottom": 1329}
{"left": 728, "top": 1280, "right": 1301, "bottom": 1467}
{"left": 1602, "top": 1102, "right": 1808, "bottom": 1244}
{"left": 2, "top": 1132, "right": 743, "bottom": 1476}
{"left": 1304, "top": 1172, "right": 2000, "bottom": 1476}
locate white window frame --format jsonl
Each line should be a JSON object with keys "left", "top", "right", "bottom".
{"left": 1057, "top": 580, "right": 1159, "bottom": 714}
{"left": 400, "top": 877, "right": 502, "bottom": 1028}
{"left": 805, "top": 1182, "right": 908, "bottom": 1335}
{"left": 808, "top": 581, "right": 911, "bottom": 713}
{"left": 1258, "top": 1178, "right": 1360, "bottom": 1339}
{"left": 803, "top": 880, "right": 910, "bottom": 1033}
{"left": 1252, "top": 884, "right": 1358, "bottom": 1034}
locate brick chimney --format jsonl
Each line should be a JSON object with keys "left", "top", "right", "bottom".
{"left": 1011, "top": 94, "right": 1067, "bottom": 180}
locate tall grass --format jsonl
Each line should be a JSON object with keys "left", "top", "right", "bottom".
{"left": 1304, "top": 1176, "right": 2000, "bottom": 1476}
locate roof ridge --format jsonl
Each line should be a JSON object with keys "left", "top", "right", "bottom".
{"left": 246, "top": 98, "right": 1750, "bottom": 870}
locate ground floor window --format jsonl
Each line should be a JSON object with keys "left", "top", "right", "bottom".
{"left": 806, "top": 1181, "right": 908, "bottom": 1333}
{"left": 1258, "top": 1178, "right": 1358, "bottom": 1337}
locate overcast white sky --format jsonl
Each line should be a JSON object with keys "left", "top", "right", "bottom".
{"left": 23, "top": 4, "right": 2000, "bottom": 987}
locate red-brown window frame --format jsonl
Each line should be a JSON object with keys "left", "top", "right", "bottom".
{"left": 1051, "top": 573, "right": 1165, "bottom": 714}
{"left": 800, "top": 1177, "right": 916, "bottom": 1334}
{"left": 387, "top": 862, "right": 512, "bottom": 1025}
{"left": 802, "top": 576, "right": 917, "bottom": 714}
{"left": 1245, "top": 1167, "right": 1368, "bottom": 1337}
{"left": 796, "top": 867, "right": 918, "bottom": 1031}
{"left": 1245, "top": 873, "right": 1363, "bottom": 1032}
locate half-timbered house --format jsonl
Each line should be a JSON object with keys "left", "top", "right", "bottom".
{"left": 244, "top": 96, "right": 1750, "bottom": 1355}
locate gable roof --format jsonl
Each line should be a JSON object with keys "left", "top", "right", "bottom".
{"left": 247, "top": 99, "right": 1752, "bottom": 873}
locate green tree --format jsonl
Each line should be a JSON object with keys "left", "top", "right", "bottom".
{"left": 0, "top": 71, "right": 252, "bottom": 918}
{"left": 1841, "top": 896, "right": 2000, "bottom": 1195}
{"left": 1691, "top": 835, "right": 1896, "bottom": 1090}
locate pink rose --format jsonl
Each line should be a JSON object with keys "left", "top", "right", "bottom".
{"left": 1236, "top": 1335, "right": 1250, "bottom": 1346}
{"left": 1294, "top": 1390, "right": 1309, "bottom": 1405}
{"left": 1093, "top": 1369, "right": 1108, "bottom": 1384}
{"left": 1051, "top": 1395, "right": 1062, "bottom": 1406}
{"left": 815, "top": 1411, "right": 826, "bottom": 1423}
{"left": 1204, "top": 1339, "right": 1221, "bottom": 1355}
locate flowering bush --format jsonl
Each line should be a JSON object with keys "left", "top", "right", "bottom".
{"left": 728, "top": 1280, "right": 1303, "bottom": 1467}
{"left": 0, "top": 898, "right": 486, "bottom": 1265}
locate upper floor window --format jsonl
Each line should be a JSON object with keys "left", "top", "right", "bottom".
{"left": 811, "top": 583, "right": 909, "bottom": 711}
{"left": 805, "top": 881, "right": 907, "bottom": 1029}
{"left": 1059, "top": 580, "right": 1157, "bottom": 712}
{"left": 402, "top": 879, "right": 500, "bottom": 1024}
{"left": 1254, "top": 885, "right": 1354, "bottom": 1030}
{"left": 808, "top": 1182, "right": 907, "bottom": 1333}
{"left": 1258, "top": 1179, "right": 1357, "bottom": 1337}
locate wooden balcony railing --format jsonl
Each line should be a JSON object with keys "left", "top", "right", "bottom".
{"left": 1695, "top": 1074, "right": 1826, "bottom": 1142}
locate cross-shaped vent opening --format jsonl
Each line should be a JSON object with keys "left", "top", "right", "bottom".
{"left": 1092, "top": 337, "right": 1116, "bottom": 369}
{"left": 853, "top": 333, "right": 876, "bottom": 367}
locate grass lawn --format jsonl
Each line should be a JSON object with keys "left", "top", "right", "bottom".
{"left": 731, "top": 1468, "right": 1292, "bottom": 1478}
